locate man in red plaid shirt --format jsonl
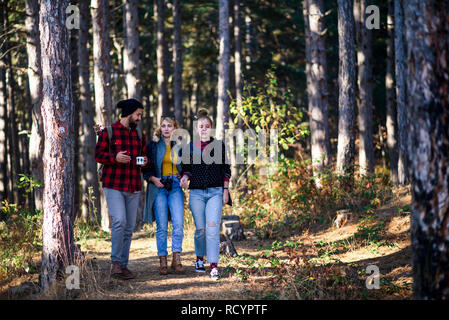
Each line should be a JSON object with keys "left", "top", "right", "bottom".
{"left": 95, "top": 98, "right": 149, "bottom": 280}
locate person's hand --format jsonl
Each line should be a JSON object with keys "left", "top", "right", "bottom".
{"left": 180, "top": 175, "right": 189, "bottom": 188}
{"left": 223, "top": 189, "right": 229, "bottom": 205}
{"left": 151, "top": 176, "right": 164, "bottom": 188}
{"left": 116, "top": 151, "right": 131, "bottom": 164}
{"left": 142, "top": 156, "right": 148, "bottom": 166}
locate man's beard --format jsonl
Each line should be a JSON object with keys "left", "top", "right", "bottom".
{"left": 129, "top": 119, "right": 137, "bottom": 129}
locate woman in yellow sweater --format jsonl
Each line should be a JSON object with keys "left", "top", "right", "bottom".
{"left": 143, "top": 115, "right": 185, "bottom": 275}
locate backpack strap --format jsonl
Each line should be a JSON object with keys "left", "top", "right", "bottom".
{"left": 106, "top": 126, "right": 113, "bottom": 153}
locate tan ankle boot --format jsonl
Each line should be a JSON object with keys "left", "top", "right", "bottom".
{"left": 171, "top": 252, "right": 185, "bottom": 274}
{"left": 159, "top": 256, "right": 168, "bottom": 275}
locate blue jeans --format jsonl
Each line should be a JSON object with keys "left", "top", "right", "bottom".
{"left": 189, "top": 187, "right": 223, "bottom": 264}
{"left": 104, "top": 188, "right": 140, "bottom": 269}
{"left": 154, "top": 175, "right": 185, "bottom": 256}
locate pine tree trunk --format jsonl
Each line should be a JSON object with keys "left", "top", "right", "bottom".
{"left": 156, "top": 0, "right": 168, "bottom": 122}
{"left": 92, "top": 0, "right": 113, "bottom": 232}
{"left": 3, "top": 2, "right": 21, "bottom": 205}
{"left": 92, "top": 0, "right": 113, "bottom": 127}
{"left": 244, "top": 7, "right": 252, "bottom": 72}
{"left": 304, "top": 0, "right": 330, "bottom": 185}
{"left": 26, "top": 0, "right": 44, "bottom": 212}
{"left": 123, "top": 0, "right": 141, "bottom": 101}
{"left": 354, "top": 0, "right": 374, "bottom": 176}
{"left": 386, "top": 0, "right": 398, "bottom": 185}
{"left": 71, "top": 25, "right": 81, "bottom": 223}
{"left": 216, "top": 0, "right": 230, "bottom": 140}
{"left": 123, "top": 0, "right": 145, "bottom": 231}
{"left": 231, "top": 0, "right": 243, "bottom": 186}
{"left": 79, "top": 0, "right": 101, "bottom": 223}
{"left": 394, "top": 0, "right": 408, "bottom": 185}
{"left": 39, "top": 0, "right": 75, "bottom": 291}
{"left": 404, "top": 0, "right": 449, "bottom": 300}
{"left": 173, "top": 0, "right": 183, "bottom": 126}
{"left": 0, "top": 5, "right": 8, "bottom": 201}
{"left": 336, "top": 0, "right": 356, "bottom": 179}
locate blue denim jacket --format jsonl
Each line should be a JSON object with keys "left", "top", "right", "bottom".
{"left": 142, "top": 139, "right": 183, "bottom": 224}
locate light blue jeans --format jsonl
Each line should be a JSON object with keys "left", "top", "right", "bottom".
{"left": 189, "top": 187, "right": 223, "bottom": 264}
{"left": 104, "top": 188, "right": 141, "bottom": 269}
{"left": 154, "top": 175, "right": 185, "bottom": 256}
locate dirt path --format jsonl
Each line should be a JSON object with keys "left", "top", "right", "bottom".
{"left": 2, "top": 190, "right": 412, "bottom": 300}
{"left": 73, "top": 228, "right": 274, "bottom": 300}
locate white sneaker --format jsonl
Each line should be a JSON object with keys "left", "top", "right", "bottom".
{"left": 210, "top": 267, "right": 220, "bottom": 281}
{"left": 195, "top": 259, "right": 206, "bottom": 273}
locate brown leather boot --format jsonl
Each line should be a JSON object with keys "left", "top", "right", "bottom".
{"left": 171, "top": 252, "right": 185, "bottom": 274}
{"left": 120, "top": 267, "right": 135, "bottom": 280}
{"left": 110, "top": 261, "right": 122, "bottom": 278}
{"left": 159, "top": 256, "right": 168, "bottom": 275}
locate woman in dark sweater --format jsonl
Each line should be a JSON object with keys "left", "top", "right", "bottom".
{"left": 180, "top": 109, "right": 231, "bottom": 280}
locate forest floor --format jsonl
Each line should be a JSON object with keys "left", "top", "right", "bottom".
{"left": 1, "top": 187, "right": 412, "bottom": 300}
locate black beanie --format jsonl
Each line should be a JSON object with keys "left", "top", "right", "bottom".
{"left": 117, "top": 98, "right": 143, "bottom": 117}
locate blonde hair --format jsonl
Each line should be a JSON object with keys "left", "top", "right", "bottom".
{"left": 153, "top": 117, "right": 180, "bottom": 142}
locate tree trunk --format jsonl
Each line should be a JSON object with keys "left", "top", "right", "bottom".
{"left": 39, "top": 0, "right": 75, "bottom": 291}
{"left": 385, "top": 0, "right": 398, "bottom": 185}
{"left": 71, "top": 23, "right": 81, "bottom": 223}
{"left": 303, "top": 0, "right": 330, "bottom": 185}
{"left": 354, "top": 0, "right": 374, "bottom": 176}
{"left": 156, "top": 0, "right": 168, "bottom": 122}
{"left": 190, "top": 80, "right": 199, "bottom": 131}
{"left": 394, "top": 0, "right": 408, "bottom": 185}
{"left": 0, "top": 5, "right": 8, "bottom": 201}
{"left": 79, "top": 0, "right": 101, "bottom": 223}
{"left": 26, "top": 0, "right": 44, "bottom": 212}
{"left": 3, "top": 2, "right": 21, "bottom": 205}
{"left": 173, "top": 0, "right": 183, "bottom": 126}
{"left": 111, "top": 17, "right": 127, "bottom": 103}
{"left": 92, "top": 0, "right": 113, "bottom": 232}
{"left": 244, "top": 6, "right": 252, "bottom": 72}
{"left": 231, "top": 0, "right": 243, "bottom": 186}
{"left": 336, "top": 0, "right": 356, "bottom": 179}
{"left": 92, "top": 0, "right": 113, "bottom": 127}
{"left": 123, "top": 0, "right": 145, "bottom": 231}
{"left": 404, "top": 0, "right": 449, "bottom": 300}
{"left": 216, "top": 0, "right": 230, "bottom": 140}
{"left": 123, "top": 0, "right": 141, "bottom": 101}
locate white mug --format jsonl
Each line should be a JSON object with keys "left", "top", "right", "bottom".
{"left": 136, "top": 156, "right": 145, "bottom": 165}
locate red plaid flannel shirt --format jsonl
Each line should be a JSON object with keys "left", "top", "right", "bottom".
{"left": 95, "top": 120, "right": 148, "bottom": 192}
